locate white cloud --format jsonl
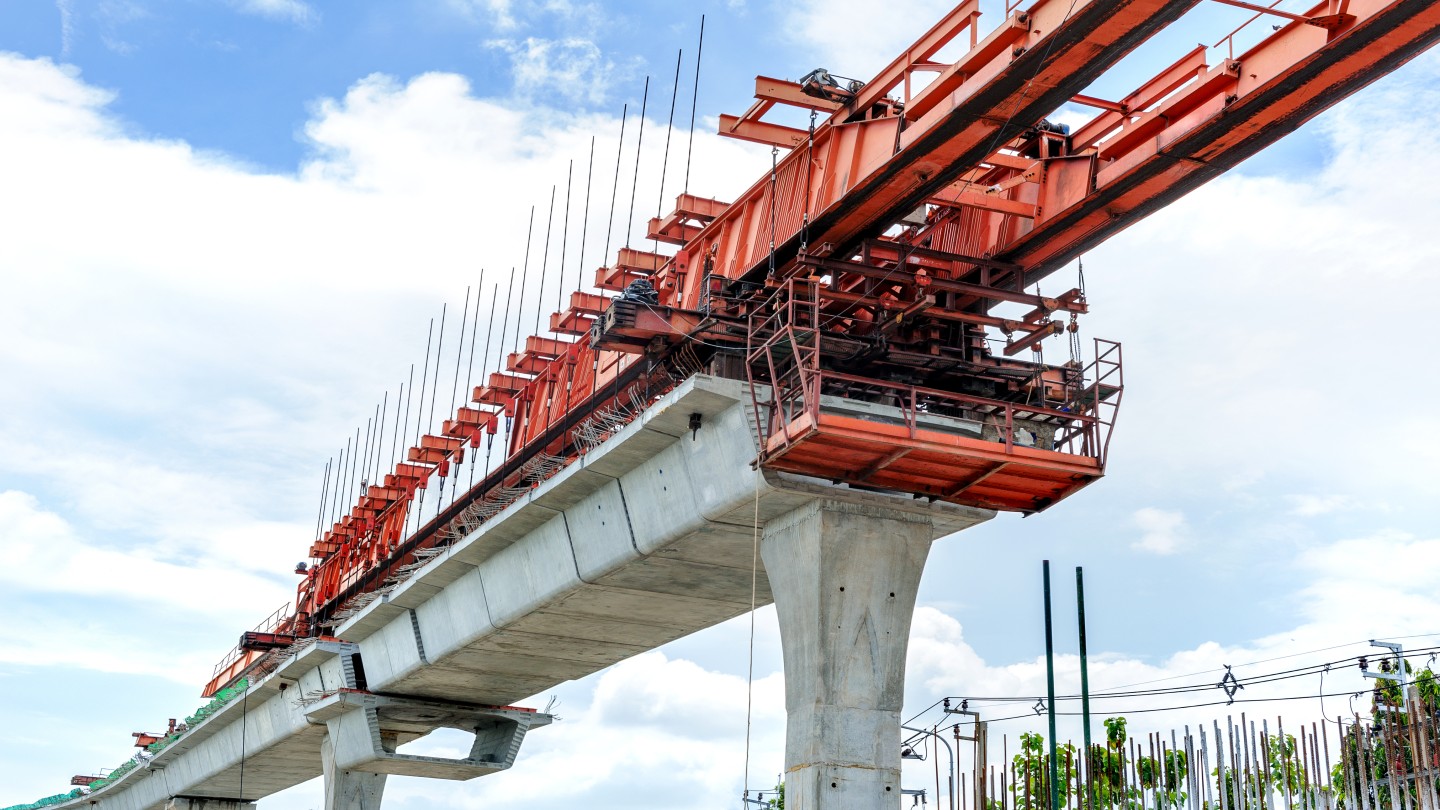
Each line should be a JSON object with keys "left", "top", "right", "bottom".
{"left": 783, "top": 0, "right": 956, "bottom": 80}
{"left": 487, "top": 36, "right": 625, "bottom": 104}
{"left": 235, "top": 0, "right": 317, "bottom": 24}
{"left": 1287, "top": 493, "right": 1353, "bottom": 517}
{"left": 0, "top": 491, "right": 281, "bottom": 612}
{"left": 447, "top": 0, "right": 604, "bottom": 33}
{"left": 54, "top": 0, "right": 76, "bottom": 56}
{"left": 0, "top": 48, "right": 769, "bottom": 676}
{"left": 447, "top": 0, "right": 519, "bottom": 30}
{"left": 0, "top": 491, "right": 293, "bottom": 684}
{"left": 1131, "top": 507, "right": 1186, "bottom": 555}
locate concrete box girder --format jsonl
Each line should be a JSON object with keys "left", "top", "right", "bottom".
{"left": 48, "top": 376, "right": 992, "bottom": 810}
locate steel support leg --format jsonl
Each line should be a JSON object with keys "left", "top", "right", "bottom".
{"left": 760, "top": 498, "right": 934, "bottom": 809}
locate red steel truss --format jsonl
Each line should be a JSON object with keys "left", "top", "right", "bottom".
{"left": 202, "top": 0, "right": 1440, "bottom": 694}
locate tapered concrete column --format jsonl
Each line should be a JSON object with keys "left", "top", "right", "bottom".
{"left": 760, "top": 499, "right": 935, "bottom": 809}
{"left": 322, "top": 733, "right": 387, "bottom": 810}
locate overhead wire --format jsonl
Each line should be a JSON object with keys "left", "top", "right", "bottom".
{"left": 904, "top": 645, "right": 1440, "bottom": 726}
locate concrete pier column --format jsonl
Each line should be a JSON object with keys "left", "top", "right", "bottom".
{"left": 760, "top": 499, "right": 935, "bottom": 809}
{"left": 322, "top": 733, "right": 387, "bottom": 810}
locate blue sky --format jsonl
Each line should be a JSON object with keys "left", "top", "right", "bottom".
{"left": 3, "top": 0, "right": 1440, "bottom": 808}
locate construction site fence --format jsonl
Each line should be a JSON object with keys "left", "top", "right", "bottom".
{"left": 916, "top": 685, "right": 1439, "bottom": 810}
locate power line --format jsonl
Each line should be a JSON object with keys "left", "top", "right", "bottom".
{"left": 905, "top": 644, "right": 1440, "bottom": 725}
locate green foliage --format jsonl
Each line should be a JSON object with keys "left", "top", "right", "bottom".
{"left": 1105, "top": 717, "right": 1128, "bottom": 748}
{"left": 1011, "top": 731, "right": 1080, "bottom": 810}
{"left": 765, "top": 781, "right": 784, "bottom": 809}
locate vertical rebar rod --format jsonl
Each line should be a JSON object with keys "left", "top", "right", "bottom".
{"left": 373, "top": 391, "right": 388, "bottom": 489}
{"left": 496, "top": 268, "right": 518, "bottom": 461}
{"left": 474, "top": 280, "right": 500, "bottom": 483}
{"left": 515, "top": 208, "right": 536, "bottom": 359}
{"left": 625, "top": 78, "right": 650, "bottom": 249}
{"left": 544, "top": 167, "right": 574, "bottom": 434}
{"left": 654, "top": 48, "right": 682, "bottom": 272}
{"left": 449, "top": 287, "right": 472, "bottom": 421}
{"left": 441, "top": 288, "right": 471, "bottom": 507}
{"left": 359, "top": 412, "right": 373, "bottom": 490}
{"left": 603, "top": 105, "right": 628, "bottom": 264}
{"left": 345, "top": 426, "right": 360, "bottom": 511}
{"left": 683, "top": 14, "right": 705, "bottom": 195}
{"left": 337, "top": 428, "right": 350, "bottom": 516}
{"left": 535, "top": 185, "right": 557, "bottom": 340}
{"left": 427, "top": 303, "right": 448, "bottom": 437}
{"left": 575, "top": 137, "right": 596, "bottom": 294}
{"left": 330, "top": 440, "right": 345, "bottom": 529}
{"left": 314, "top": 458, "right": 332, "bottom": 542}
{"left": 398, "top": 365, "right": 413, "bottom": 471}
{"left": 408, "top": 319, "right": 435, "bottom": 537}
{"left": 558, "top": 161, "right": 573, "bottom": 318}
{"left": 462, "top": 272, "right": 485, "bottom": 488}
{"left": 414, "top": 319, "right": 434, "bottom": 447}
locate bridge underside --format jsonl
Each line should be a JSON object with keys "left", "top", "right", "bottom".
{"left": 64, "top": 375, "right": 992, "bottom": 809}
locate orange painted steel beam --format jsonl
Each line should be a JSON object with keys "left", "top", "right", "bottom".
{"left": 197, "top": 0, "right": 1440, "bottom": 694}
{"left": 674, "top": 0, "right": 1204, "bottom": 310}
{"left": 754, "top": 75, "right": 844, "bottom": 112}
{"left": 1003, "top": 0, "right": 1440, "bottom": 285}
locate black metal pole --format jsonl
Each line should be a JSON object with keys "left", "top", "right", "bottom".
{"left": 1044, "top": 560, "right": 1061, "bottom": 810}
{"left": 1078, "top": 566, "right": 1093, "bottom": 810}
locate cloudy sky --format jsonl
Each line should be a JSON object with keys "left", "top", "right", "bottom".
{"left": 3, "top": 0, "right": 1440, "bottom": 807}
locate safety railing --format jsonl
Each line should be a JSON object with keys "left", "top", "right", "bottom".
{"left": 1054, "top": 338, "right": 1123, "bottom": 467}
{"left": 746, "top": 278, "right": 824, "bottom": 461}
{"left": 747, "top": 283, "right": 1122, "bottom": 471}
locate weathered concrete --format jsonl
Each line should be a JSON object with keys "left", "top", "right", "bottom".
{"left": 762, "top": 499, "right": 936, "bottom": 809}
{"left": 42, "top": 376, "right": 993, "bottom": 810}
{"left": 321, "top": 735, "right": 385, "bottom": 810}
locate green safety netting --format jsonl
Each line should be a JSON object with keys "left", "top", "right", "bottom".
{"left": 2, "top": 678, "right": 250, "bottom": 810}
{"left": 0, "top": 789, "right": 84, "bottom": 810}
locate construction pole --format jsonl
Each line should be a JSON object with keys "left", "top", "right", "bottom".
{"left": 1044, "top": 560, "right": 1061, "bottom": 810}
{"left": 1077, "top": 566, "right": 1094, "bottom": 810}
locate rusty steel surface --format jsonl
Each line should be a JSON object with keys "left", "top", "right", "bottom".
{"left": 195, "top": 0, "right": 1440, "bottom": 693}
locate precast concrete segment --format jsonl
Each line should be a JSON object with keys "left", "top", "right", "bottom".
{"left": 40, "top": 377, "right": 992, "bottom": 810}
{"left": 761, "top": 499, "right": 936, "bottom": 809}
{"left": 321, "top": 735, "right": 385, "bottom": 810}
{"left": 347, "top": 376, "right": 991, "bottom": 711}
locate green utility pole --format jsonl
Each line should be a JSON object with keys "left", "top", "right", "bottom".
{"left": 1077, "top": 566, "right": 1093, "bottom": 810}
{"left": 1043, "top": 561, "right": 1060, "bottom": 810}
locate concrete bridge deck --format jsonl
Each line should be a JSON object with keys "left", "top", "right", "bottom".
{"left": 58, "top": 375, "right": 992, "bottom": 809}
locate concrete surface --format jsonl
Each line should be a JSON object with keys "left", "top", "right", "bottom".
{"left": 762, "top": 499, "right": 937, "bottom": 809}
{"left": 43, "top": 375, "right": 993, "bottom": 809}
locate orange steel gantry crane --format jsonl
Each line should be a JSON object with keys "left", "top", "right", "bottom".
{"left": 203, "top": 0, "right": 1440, "bottom": 695}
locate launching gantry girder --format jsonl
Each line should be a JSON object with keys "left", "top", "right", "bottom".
{"left": 198, "top": 0, "right": 1440, "bottom": 696}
